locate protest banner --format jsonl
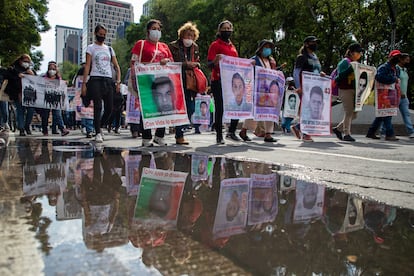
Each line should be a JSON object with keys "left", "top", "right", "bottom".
{"left": 219, "top": 56, "right": 254, "bottom": 119}
{"left": 375, "top": 80, "right": 399, "bottom": 117}
{"left": 300, "top": 72, "right": 332, "bottom": 135}
{"left": 352, "top": 62, "right": 376, "bottom": 111}
{"left": 293, "top": 181, "right": 325, "bottom": 223}
{"left": 21, "top": 75, "right": 68, "bottom": 110}
{"left": 191, "top": 154, "right": 209, "bottom": 182}
{"left": 66, "top": 87, "right": 76, "bottom": 112}
{"left": 134, "top": 62, "right": 189, "bottom": 129}
{"left": 125, "top": 92, "right": 141, "bottom": 124}
{"left": 192, "top": 95, "right": 211, "bottom": 125}
{"left": 253, "top": 67, "right": 285, "bottom": 122}
{"left": 283, "top": 88, "right": 300, "bottom": 119}
{"left": 73, "top": 78, "right": 93, "bottom": 120}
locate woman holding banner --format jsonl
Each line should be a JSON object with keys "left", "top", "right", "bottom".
{"left": 130, "top": 19, "right": 173, "bottom": 147}
{"left": 207, "top": 20, "right": 240, "bottom": 144}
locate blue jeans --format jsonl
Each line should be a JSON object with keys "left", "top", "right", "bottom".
{"left": 281, "top": 117, "right": 293, "bottom": 132}
{"left": 14, "top": 101, "right": 34, "bottom": 130}
{"left": 81, "top": 118, "right": 94, "bottom": 133}
{"left": 399, "top": 97, "right": 414, "bottom": 135}
{"left": 0, "top": 101, "right": 8, "bottom": 126}
{"left": 367, "top": 116, "right": 394, "bottom": 137}
{"left": 51, "top": 109, "right": 65, "bottom": 131}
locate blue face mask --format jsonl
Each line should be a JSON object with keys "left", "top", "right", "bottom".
{"left": 262, "top": 48, "right": 272, "bottom": 57}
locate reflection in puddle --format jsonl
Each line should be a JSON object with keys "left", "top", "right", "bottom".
{"left": 1, "top": 140, "right": 414, "bottom": 275}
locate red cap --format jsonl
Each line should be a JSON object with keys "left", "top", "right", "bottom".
{"left": 388, "top": 50, "right": 401, "bottom": 58}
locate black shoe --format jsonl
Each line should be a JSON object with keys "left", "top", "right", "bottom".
{"left": 239, "top": 130, "right": 251, "bottom": 141}
{"left": 264, "top": 136, "right": 277, "bottom": 142}
{"left": 343, "top": 135, "right": 355, "bottom": 142}
{"left": 25, "top": 128, "right": 32, "bottom": 135}
{"left": 19, "top": 129, "right": 26, "bottom": 136}
{"left": 332, "top": 128, "right": 343, "bottom": 140}
{"left": 366, "top": 133, "right": 380, "bottom": 140}
{"left": 226, "top": 132, "right": 241, "bottom": 141}
{"left": 216, "top": 134, "right": 225, "bottom": 144}
{"left": 52, "top": 130, "right": 59, "bottom": 135}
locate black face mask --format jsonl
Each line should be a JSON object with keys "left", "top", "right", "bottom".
{"left": 390, "top": 57, "right": 399, "bottom": 65}
{"left": 308, "top": 44, "right": 317, "bottom": 51}
{"left": 220, "top": 31, "right": 232, "bottom": 41}
{"left": 96, "top": 35, "right": 105, "bottom": 43}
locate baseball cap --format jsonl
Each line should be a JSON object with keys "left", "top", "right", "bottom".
{"left": 388, "top": 50, "right": 401, "bottom": 58}
{"left": 348, "top": 43, "right": 363, "bottom": 53}
{"left": 304, "top": 36, "right": 319, "bottom": 43}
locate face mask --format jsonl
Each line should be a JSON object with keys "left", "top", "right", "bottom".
{"left": 308, "top": 44, "right": 317, "bottom": 51}
{"left": 21, "top": 62, "right": 30, "bottom": 69}
{"left": 48, "top": 70, "right": 56, "bottom": 76}
{"left": 262, "top": 48, "right": 272, "bottom": 57}
{"left": 96, "top": 35, "right": 105, "bottom": 43}
{"left": 149, "top": 30, "right": 162, "bottom": 42}
{"left": 220, "top": 31, "right": 232, "bottom": 41}
{"left": 183, "top": 39, "right": 193, "bottom": 47}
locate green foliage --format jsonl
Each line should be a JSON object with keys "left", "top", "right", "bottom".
{"left": 59, "top": 61, "right": 80, "bottom": 86}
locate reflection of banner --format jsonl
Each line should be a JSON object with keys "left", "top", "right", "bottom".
{"left": 293, "top": 181, "right": 325, "bottom": 222}
{"left": 125, "top": 93, "right": 141, "bottom": 124}
{"left": 283, "top": 88, "right": 300, "bottom": 118}
{"left": 352, "top": 62, "right": 376, "bottom": 111}
{"left": 21, "top": 75, "right": 68, "bottom": 109}
{"left": 134, "top": 167, "right": 187, "bottom": 230}
{"left": 192, "top": 95, "right": 211, "bottom": 125}
{"left": 219, "top": 56, "right": 254, "bottom": 119}
{"left": 248, "top": 174, "right": 278, "bottom": 226}
{"left": 280, "top": 174, "right": 296, "bottom": 191}
{"left": 125, "top": 153, "right": 142, "bottom": 196}
{"left": 300, "top": 72, "right": 332, "bottom": 135}
{"left": 66, "top": 87, "right": 76, "bottom": 112}
{"left": 23, "top": 163, "right": 66, "bottom": 197}
{"left": 253, "top": 67, "right": 285, "bottom": 122}
{"left": 135, "top": 62, "right": 189, "bottom": 129}
{"left": 375, "top": 80, "right": 399, "bottom": 117}
{"left": 213, "top": 178, "right": 249, "bottom": 238}
{"left": 191, "top": 154, "right": 209, "bottom": 182}
{"left": 338, "top": 196, "right": 364, "bottom": 234}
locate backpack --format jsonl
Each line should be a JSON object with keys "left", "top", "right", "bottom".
{"left": 330, "top": 57, "right": 351, "bottom": 97}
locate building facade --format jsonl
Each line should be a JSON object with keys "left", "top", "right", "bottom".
{"left": 82, "top": 0, "right": 134, "bottom": 61}
{"left": 55, "top": 25, "right": 82, "bottom": 66}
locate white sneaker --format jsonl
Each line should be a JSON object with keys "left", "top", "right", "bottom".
{"left": 142, "top": 138, "right": 153, "bottom": 147}
{"left": 3, "top": 123, "right": 10, "bottom": 130}
{"left": 409, "top": 133, "right": 414, "bottom": 139}
{"left": 81, "top": 127, "right": 86, "bottom": 134}
{"left": 153, "top": 136, "right": 167, "bottom": 146}
{"left": 95, "top": 133, "right": 103, "bottom": 143}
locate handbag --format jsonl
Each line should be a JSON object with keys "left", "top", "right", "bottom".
{"left": 185, "top": 69, "right": 197, "bottom": 92}
{"left": 193, "top": 67, "right": 208, "bottom": 93}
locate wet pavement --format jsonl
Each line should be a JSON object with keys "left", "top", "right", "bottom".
{"left": 1, "top": 128, "right": 414, "bottom": 275}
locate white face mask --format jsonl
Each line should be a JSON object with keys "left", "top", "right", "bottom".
{"left": 48, "top": 70, "right": 57, "bottom": 76}
{"left": 149, "top": 30, "right": 161, "bottom": 42}
{"left": 183, "top": 39, "right": 193, "bottom": 48}
{"left": 21, "top": 62, "right": 30, "bottom": 69}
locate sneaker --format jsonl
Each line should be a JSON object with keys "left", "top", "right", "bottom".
{"left": 132, "top": 131, "right": 139, "bottom": 138}
{"left": 264, "top": 136, "right": 277, "bottom": 142}
{"left": 19, "top": 129, "right": 26, "bottom": 136}
{"left": 3, "top": 123, "right": 10, "bottom": 130}
{"left": 302, "top": 134, "right": 314, "bottom": 142}
{"left": 343, "top": 135, "right": 356, "bottom": 142}
{"left": 95, "top": 133, "right": 103, "bottom": 143}
{"left": 385, "top": 136, "right": 399, "bottom": 141}
{"left": 61, "top": 129, "right": 70, "bottom": 136}
{"left": 52, "top": 130, "right": 59, "bottom": 135}
{"left": 226, "top": 132, "right": 241, "bottom": 141}
{"left": 332, "top": 128, "right": 343, "bottom": 140}
{"left": 239, "top": 129, "right": 251, "bottom": 141}
{"left": 154, "top": 136, "right": 167, "bottom": 146}
{"left": 86, "top": 132, "right": 93, "bottom": 138}
{"left": 114, "top": 128, "right": 120, "bottom": 134}
{"left": 409, "top": 133, "right": 414, "bottom": 139}
{"left": 176, "top": 137, "right": 189, "bottom": 145}
{"left": 142, "top": 138, "right": 153, "bottom": 147}
{"left": 366, "top": 133, "right": 380, "bottom": 140}
{"left": 25, "top": 128, "right": 32, "bottom": 135}
{"left": 290, "top": 125, "right": 302, "bottom": 140}
{"left": 81, "top": 127, "right": 86, "bottom": 135}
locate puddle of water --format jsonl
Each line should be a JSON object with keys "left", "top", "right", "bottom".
{"left": 1, "top": 139, "right": 414, "bottom": 275}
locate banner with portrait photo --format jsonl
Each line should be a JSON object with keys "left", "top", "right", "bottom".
{"left": 219, "top": 56, "right": 254, "bottom": 119}
{"left": 191, "top": 154, "right": 209, "bottom": 182}
{"left": 253, "top": 67, "right": 285, "bottom": 122}
{"left": 283, "top": 88, "right": 300, "bottom": 119}
{"left": 72, "top": 77, "right": 94, "bottom": 120}
{"left": 213, "top": 178, "right": 249, "bottom": 238}
{"left": 375, "top": 80, "right": 400, "bottom": 117}
{"left": 352, "top": 62, "right": 376, "bottom": 111}
{"left": 293, "top": 181, "right": 325, "bottom": 223}
{"left": 125, "top": 153, "right": 142, "bottom": 196}
{"left": 248, "top": 173, "right": 278, "bottom": 226}
{"left": 125, "top": 92, "right": 141, "bottom": 124}
{"left": 280, "top": 174, "right": 297, "bottom": 191}
{"left": 134, "top": 62, "right": 189, "bottom": 129}
{"left": 192, "top": 95, "right": 211, "bottom": 125}
{"left": 300, "top": 72, "right": 332, "bottom": 135}
{"left": 338, "top": 196, "right": 365, "bottom": 234}
{"left": 134, "top": 167, "right": 187, "bottom": 230}
{"left": 21, "top": 75, "right": 68, "bottom": 110}
{"left": 66, "top": 87, "right": 76, "bottom": 112}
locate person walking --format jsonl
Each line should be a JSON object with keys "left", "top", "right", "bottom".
{"left": 366, "top": 50, "right": 401, "bottom": 141}
{"left": 169, "top": 21, "right": 202, "bottom": 145}
{"left": 332, "top": 43, "right": 364, "bottom": 142}
{"left": 81, "top": 24, "right": 122, "bottom": 143}
{"left": 396, "top": 53, "right": 414, "bottom": 138}
{"left": 207, "top": 20, "right": 240, "bottom": 144}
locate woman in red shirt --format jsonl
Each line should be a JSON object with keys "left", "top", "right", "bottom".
{"left": 130, "top": 19, "right": 173, "bottom": 147}
{"left": 207, "top": 20, "right": 239, "bottom": 144}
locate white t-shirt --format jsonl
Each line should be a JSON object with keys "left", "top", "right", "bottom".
{"left": 86, "top": 43, "right": 115, "bottom": 78}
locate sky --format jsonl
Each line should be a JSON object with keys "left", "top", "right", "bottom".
{"left": 35, "top": 0, "right": 147, "bottom": 73}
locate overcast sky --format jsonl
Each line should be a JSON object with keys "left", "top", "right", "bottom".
{"left": 35, "top": 0, "right": 146, "bottom": 73}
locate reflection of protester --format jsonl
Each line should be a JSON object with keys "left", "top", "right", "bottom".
{"left": 366, "top": 50, "right": 400, "bottom": 141}
{"left": 169, "top": 21, "right": 202, "bottom": 142}
{"left": 333, "top": 43, "right": 363, "bottom": 142}
{"left": 81, "top": 24, "right": 122, "bottom": 143}
{"left": 281, "top": 77, "right": 298, "bottom": 133}
{"left": 130, "top": 19, "right": 173, "bottom": 147}
{"left": 292, "top": 36, "right": 326, "bottom": 142}
{"left": 226, "top": 190, "right": 240, "bottom": 221}
{"left": 303, "top": 183, "right": 318, "bottom": 209}
{"left": 396, "top": 53, "right": 414, "bottom": 138}
{"left": 3, "top": 54, "right": 35, "bottom": 136}
{"left": 239, "top": 39, "right": 278, "bottom": 143}
{"left": 207, "top": 20, "right": 240, "bottom": 144}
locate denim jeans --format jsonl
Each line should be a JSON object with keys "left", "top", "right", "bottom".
{"left": 0, "top": 101, "right": 8, "bottom": 126}
{"left": 51, "top": 109, "right": 65, "bottom": 131}
{"left": 14, "top": 101, "right": 34, "bottom": 130}
{"left": 367, "top": 116, "right": 394, "bottom": 137}
{"left": 81, "top": 118, "right": 94, "bottom": 133}
{"left": 399, "top": 97, "right": 414, "bottom": 135}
